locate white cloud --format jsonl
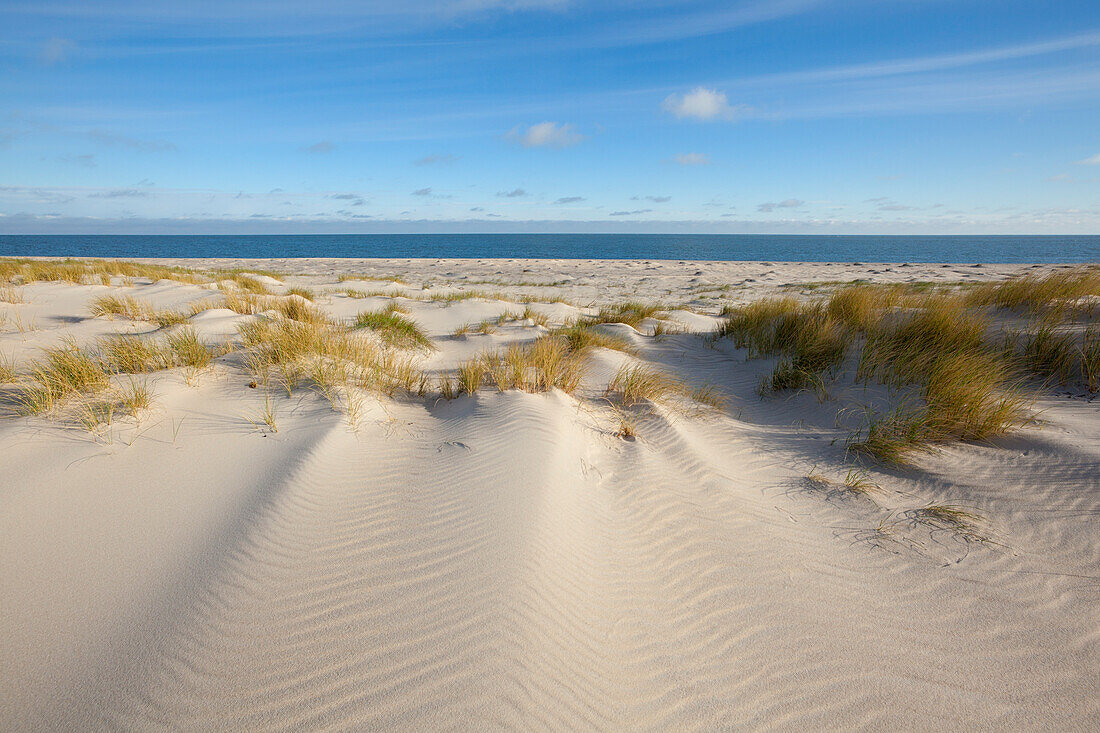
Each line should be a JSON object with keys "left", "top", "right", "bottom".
{"left": 661, "top": 87, "right": 743, "bottom": 120}
{"left": 504, "top": 122, "right": 585, "bottom": 148}
{"left": 673, "top": 152, "right": 710, "bottom": 165}
{"left": 497, "top": 188, "right": 528, "bottom": 197}
{"left": 1075, "top": 153, "right": 1100, "bottom": 165}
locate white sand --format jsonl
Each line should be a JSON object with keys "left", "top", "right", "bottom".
{"left": 1, "top": 259, "right": 1098, "bottom": 730}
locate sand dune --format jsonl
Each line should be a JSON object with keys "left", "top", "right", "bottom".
{"left": 2, "top": 260, "right": 1098, "bottom": 730}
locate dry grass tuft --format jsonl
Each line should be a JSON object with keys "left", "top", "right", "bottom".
{"left": 910, "top": 504, "right": 989, "bottom": 542}
{"left": 119, "top": 378, "right": 155, "bottom": 415}
{"left": 1, "top": 257, "right": 210, "bottom": 287}
{"left": 99, "top": 335, "right": 168, "bottom": 373}
{"left": 554, "top": 322, "right": 636, "bottom": 354}
{"left": 238, "top": 317, "right": 426, "bottom": 404}
{"left": 1003, "top": 316, "right": 1100, "bottom": 391}
{"left": 188, "top": 298, "right": 223, "bottom": 316}
{"left": 166, "top": 327, "right": 215, "bottom": 370}
{"left": 522, "top": 306, "right": 551, "bottom": 328}
{"left": 15, "top": 340, "right": 111, "bottom": 414}
{"left": 457, "top": 357, "right": 489, "bottom": 394}
{"left": 1, "top": 285, "right": 26, "bottom": 304}
{"left": 221, "top": 291, "right": 269, "bottom": 315}
{"left": 606, "top": 363, "right": 725, "bottom": 411}
{"left": 851, "top": 297, "right": 1031, "bottom": 462}
{"left": 90, "top": 294, "right": 187, "bottom": 329}
{"left": 287, "top": 286, "right": 315, "bottom": 301}
{"left": 1017, "top": 320, "right": 1079, "bottom": 384}
{"left": 0, "top": 352, "right": 16, "bottom": 383}
{"left": 223, "top": 273, "right": 274, "bottom": 294}
{"left": 153, "top": 309, "right": 187, "bottom": 328}
{"left": 277, "top": 296, "right": 329, "bottom": 324}
{"left": 1084, "top": 326, "right": 1100, "bottom": 393}
{"left": 826, "top": 284, "right": 899, "bottom": 332}
{"left": 720, "top": 297, "right": 851, "bottom": 396}
{"left": 967, "top": 267, "right": 1100, "bottom": 314}
{"left": 354, "top": 308, "right": 433, "bottom": 350}
{"left": 590, "top": 301, "right": 663, "bottom": 327}
{"left": 719, "top": 286, "right": 1035, "bottom": 463}
{"left": 90, "top": 294, "right": 156, "bottom": 320}
{"left": 458, "top": 336, "right": 587, "bottom": 395}
{"left": 605, "top": 363, "right": 683, "bottom": 407}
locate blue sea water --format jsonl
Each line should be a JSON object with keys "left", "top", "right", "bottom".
{"left": 0, "top": 234, "right": 1097, "bottom": 263}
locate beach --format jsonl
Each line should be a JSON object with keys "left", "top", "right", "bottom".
{"left": 2, "top": 258, "right": 1098, "bottom": 730}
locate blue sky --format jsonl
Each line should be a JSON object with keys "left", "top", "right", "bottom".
{"left": 1, "top": 0, "right": 1098, "bottom": 233}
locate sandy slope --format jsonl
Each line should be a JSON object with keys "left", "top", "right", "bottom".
{"left": 2, "top": 261, "right": 1098, "bottom": 730}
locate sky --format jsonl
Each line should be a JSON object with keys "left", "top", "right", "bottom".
{"left": 1, "top": 0, "right": 1099, "bottom": 234}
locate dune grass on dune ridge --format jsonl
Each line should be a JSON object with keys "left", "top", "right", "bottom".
{"left": 5, "top": 325, "right": 222, "bottom": 419}
{"left": 589, "top": 301, "right": 664, "bottom": 328}
{"left": 717, "top": 283, "right": 1058, "bottom": 464}
{"left": 1, "top": 258, "right": 207, "bottom": 286}
{"left": 90, "top": 294, "right": 187, "bottom": 328}
{"left": 553, "top": 322, "right": 637, "bottom": 354}
{"left": 354, "top": 307, "right": 434, "bottom": 350}
{"left": 239, "top": 317, "right": 428, "bottom": 405}
{"left": 605, "top": 362, "right": 725, "bottom": 411}
{"left": 966, "top": 267, "right": 1100, "bottom": 314}
{"left": 456, "top": 336, "right": 586, "bottom": 395}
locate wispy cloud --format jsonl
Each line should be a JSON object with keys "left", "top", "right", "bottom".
{"left": 672, "top": 152, "right": 710, "bottom": 165}
{"left": 609, "top": 209, "right": 652, "bottom": 216}
{"left": 504, "top": 122, "right": 584, "bottom": 148}
{"left": 727, "top": 30, "right": 1100, "bottom": 89}
{"left": 414, "top": 153, "right": 458, "bottom": 166}
{"left": 88, "top": 188, "right": 148, "bottom": 198}
{"left": 661, "top": 87, "right": 745, "bottom": 121}
{"left": 57, "top": 153, "right": 96, "bottom": 167}
{"left": 87, "top": 129, "right": 176, "bottom": 152}
{"left": 328, "top": 192, "right": 365, "bottom": 206}
{"left": 303, "top": 140, "right": 334, "bottom": 153}
{"left": 411, "top": 187, "right": 433, "bottom": 196}
{"left": 1075, "top": 153, "right": 1100, "bottom": 165}
{"left": 497, "top": 188, "right": 528, "bottom": 197}
{"left": 1046, "top": 172, "right": 1094, "bottom": 183}
{"left": 632, "top": 195, "right": 671, "bottom": 203}
{"left": 40, "top": 38, "right": 76, "bottom": 65}
{"left": 586, "top": 0, "right": 824, "bottom": 49}
{"left": 554, "top": 196, "right": 585, "bottom": 204}
{"left": 757, "top": 199, "right": 803, "bottom": 212}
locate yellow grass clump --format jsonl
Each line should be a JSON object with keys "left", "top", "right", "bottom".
{"left": 590, "top": 301, "right": 663, "bottom": 327}
{"left": 457, "top": 336, "right": 586, "bottom": 395}
{"left": 1, "top": 257, "right": 210, "bottom": 286}
{"left": 967, "top": 267, "right": 1100, "bottom": 314}
{"left": 354, "top": 308, "right": 433, "bottom": 350}
{"left": 554, "top": 322, "right": 636, "bottom": 354}
{"left": 14, "top": 340, "right": 111, "bottom": 415}
{"left": 90, "top": 294, "right": 187, "bottom": 328}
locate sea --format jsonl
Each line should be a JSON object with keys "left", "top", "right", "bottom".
{"left": 0, "top": 234, "right": 1097, "bottom": 263}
